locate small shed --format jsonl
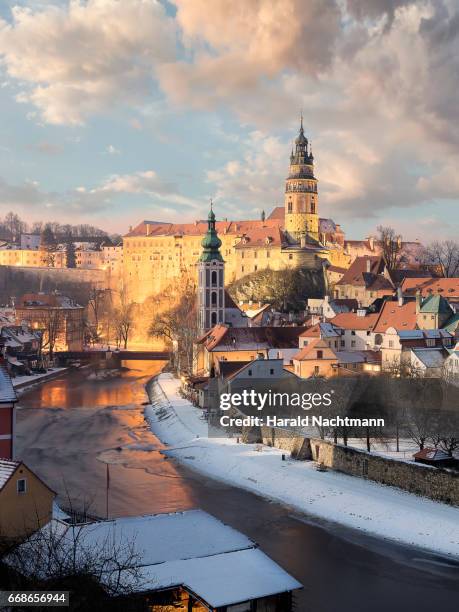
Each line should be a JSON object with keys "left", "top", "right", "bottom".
{"left": 413, "top": 448, "right": 459, "bottom": 469}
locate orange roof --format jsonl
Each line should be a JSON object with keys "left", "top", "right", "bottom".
{"left": 293, "top": 339, "right": 338, "bottom": 361}
{"left": 400, "top": 277, "right": 459, "bottom": 298}
{"left": 373, "top": 300, "right": 417, "bottom": 333}
{"left": 336, "top": 256, "right": 387, "bottom": 287}
{"left": 235, "top": 226, "right": 284, "bottom": 249}
{"left": 329, "top": 312, "right": 379, "bottom": 331}
{"left": 125, "top": 218, "right": 282, "bottom": 238}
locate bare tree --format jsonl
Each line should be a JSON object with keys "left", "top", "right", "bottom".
{"left": 3, "top": 211, "right": 27, "bottom": 240}
{"left": 113, "top": 290, "right": 134, "bottom": 349}
{"left": 87, "top": 287, "right": 110, "bottom": 343}
{"left": 149, "top": 274, "right": 197, "bottom": 372}
{"left": 423, "top": 240, "right": 459, "bottom": 278}
{"left": 4, "top": 517, "right": 145, "bottom": 601}
{"left": 377, "top": 225, "right": 404, "bottom": 270}
{"left": 40, "top": 309, "right": 64, "bottom": 360}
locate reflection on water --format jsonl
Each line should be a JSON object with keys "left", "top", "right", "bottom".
{"left": 16, "top": 360, "right": 198, "bottom": 517}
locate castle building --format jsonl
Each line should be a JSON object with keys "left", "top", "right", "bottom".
{"left": 284, "top": 115, "right": 319, "bottom": 243}
{"left": 122, "top": 118, "right": 348, "bottom": 303}
{"left": 197, "top": 205, "right": 225, "bottom": 333}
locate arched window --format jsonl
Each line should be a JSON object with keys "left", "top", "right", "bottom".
{"left": 288, "top": 201, "right": 292, "bottom": 213}
{"left": 211, "top": 312, "right": 217, "bottom": 326}
{"left": 311, "top": 201, "right": 315, "bottom": 214}
{"left": 211, "top": 291, "right": 217, "bottom": 306}
{"left": 211, "top": 270, "right": 217, "bottom": 286}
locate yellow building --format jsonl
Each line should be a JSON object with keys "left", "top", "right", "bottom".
{"left": 123, "top": 119, "right": 349, "bottom": 303}
{"left": 0, "top": 459, "right": 55, "bottom": 539}
{"left": 293, "top": 339, "right": 339, "bottom": 378}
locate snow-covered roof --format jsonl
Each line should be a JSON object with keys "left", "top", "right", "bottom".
{"left": 119, "top": 546, "right": 301, "bottom": 608}
{"left": 15, "top": 510, "right": 300, "bottom": 607}
{"left": 0, "top": 459, "right": 19, "bottom": 490}
{"left": 397, "top": 329, "right": 452, "bottom": 340}
{"left": 0, "top": 366, "right": 17, "bottom": 403}
{"left": 411, "top": 348, "right": 446, "bottom": 368}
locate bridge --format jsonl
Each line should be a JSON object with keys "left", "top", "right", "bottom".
{"left": 56, "top": 350, "right": 171, "bottom": 363}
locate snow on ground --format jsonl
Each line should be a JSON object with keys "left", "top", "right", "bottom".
{"left": 12, "top": 368, "right": 68, "bottom": 389}
{"left": 145, "top": 373, "right": 459, "bottom": 559}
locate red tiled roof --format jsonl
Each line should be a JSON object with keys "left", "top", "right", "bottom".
{"left": 235, "top": 226, "right": 284, "bottom": 249}
{"left": 373, "top": 300, "right": 417, "bottom": 333}
{"left": 125, "top": 218, "right": 282, "bottom": 238}
{"left": 400, "top": 277, "right": 459, "bottom": 298}
{"left": 336, "top": 256, "right": 386, "bottom": 287}
{"left": 329, "top": 312, "right": 380, "bottom": 331}
{"left": 333, "top": 298, "right": 359, "bottom": 309}
{"left": 197, "top": 325, "right": 307, "bottom": 351}
{"left": 327, "top": 265, "right": 347, "bottom": 274}
{"left": 293, "top": 339, "right": 338, "bottom": 361}
{"left": 267, "top": 206, "right": 284, "bottom": 220}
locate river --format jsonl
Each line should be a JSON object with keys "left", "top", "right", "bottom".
{"left": 16, "top": 361, "right": 459, "bottom": 612}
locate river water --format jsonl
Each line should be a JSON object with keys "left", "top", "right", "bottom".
{"left": 16, "top": 361, "right": 459, "bottom": 612}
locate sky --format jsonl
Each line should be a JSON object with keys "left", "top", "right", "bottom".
{"left": 0, "top": 0, "right": 457, "bottom": 241}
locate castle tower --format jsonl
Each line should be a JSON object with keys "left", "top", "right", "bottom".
{"left": 284, "top": 115, "right": 319, "bottom": 243}
{"left": 197, "top": 203, "right": 225, "bottom": 333}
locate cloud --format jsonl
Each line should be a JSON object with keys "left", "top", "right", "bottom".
{"left": 105, "top": 145, "right": 121, "bottom": 155}
{"left": 94, "top": 169, "right": 203, "bottom": 210}
{"left": 0, "top": 0, "right": 176, "bottom": 125}
{"left": 157, "top": 0, "right": 341, "bottom": 113}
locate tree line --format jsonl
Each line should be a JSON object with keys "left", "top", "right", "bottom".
{"left": 0, "top": 211, "right": 111, "bottom": 241}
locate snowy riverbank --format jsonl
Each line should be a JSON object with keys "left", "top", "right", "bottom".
{"left": 145, "top": 373, "right": 459, "bottom": 560}
{"left": 12, "top": 367, "right": 68, "bottom": 391}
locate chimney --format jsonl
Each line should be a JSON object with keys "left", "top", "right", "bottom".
{"left": 415, "top": 289, "right": 422, "bottom": 314}
{"left": 366, "top": 259, "right": 371, "bottom": 273}
{"left": 397, "top": 286, "right": 404, "bottom": 307}
{"left": 368, "top": 236, "right": 374, "bottom": 251}
{"left": 146, "top": 224, "right": 150, "bottom": 236}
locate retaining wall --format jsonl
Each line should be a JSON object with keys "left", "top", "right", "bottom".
{"left": 261, "top": 426, "right": 459, "bottom": 506}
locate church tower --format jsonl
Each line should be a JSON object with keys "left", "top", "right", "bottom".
{"left": 197, "top": 203, "right": 225, "bottom": 333}
{"left": 284, "top": 115, "right": 319, "bottom": 243}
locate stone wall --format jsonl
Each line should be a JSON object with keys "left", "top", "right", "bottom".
{"left": 260, "top": 426, "right": 311, "bottom": 460}
{"left": 0, "top": 265, "right": 109, "bottom": 303}
{"left": 260, "top": 426, "right": 459, "bottom": 506}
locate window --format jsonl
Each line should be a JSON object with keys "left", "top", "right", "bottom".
{"left": 254, "top": 265, "right": 258, "bottom": 271}
{"left": 270, "top": 368, "right": 274, "bottom": 375}
{"left": 288, "top": 202, "right": 292, "bottom": 213}
{"left": 388, "top": 340, "right": 394, "bottom": 348}
{"left": 211, "top": 270, "right": 217, "bottom": 286}
{"left": 341, "top": 340, "right": 345, "bottom": 347}
{"left": 314, "top": 366, "right": 320, "bottom": 375}
{"left": 426, "top": 339, "right": 435, "bottom": 347}
{"left": 248, "top": 369, "right": 252, "bottom": 376}
{"left": 17, "top": 478, "right": 26, "bottom": 494}
{"left": 317, "top": 350, "right": 323, "bottom": 359}
{"left": 211, "top": 291, "right": 217, "bottom": 306}
{"left": 289, "top": 254, "right": 293, "bottom": 260}
{"left": 351, "top": 330, "right": 356, "bottom": 336}
{"left": 241, "top": 266, "right": 244, "bottom": 273}
{"left": 211, "top": 312, "right": 217, "bottom": 326}
{"left": 351, "top": 340, "right": 356, "bottom": 347}
{"left": 266, "top": 251, "right": 270, "bottom": 258}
